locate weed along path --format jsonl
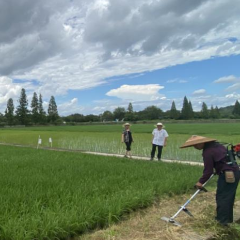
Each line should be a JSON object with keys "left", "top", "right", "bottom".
{"left": 0, "top": 142, "right": 203, "bottom": 166}
{"left": 77, "top": 193, "right": 240, "bottom": 240}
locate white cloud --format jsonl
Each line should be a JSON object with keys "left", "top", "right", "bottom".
{"left": 0, "top": 76, "right": 22, "bottom": 105}
{"left": 213, "top": 75, "right": 240, "bottom": 92}
{"left": 58, "top": 98, "right": 85, "bottom": 116}
{"left": 225, "top": 93, "right": 240, "bottom": 99}
{"left": 2, "top": 0, "right": 240, "bottom": 80}
{"left": 89, "top": 91, "right": 239, "bottom": 115}
{"left": 1, "top": 0, "right": 240, "bottom": 114}
{"left": 226, "top": 83, "right": 240, "bottom": 92}
{"left": 214, "top": 75, "right": 238, "bottom": 83}
{"left": 192, "top": 89, "right": 206, "bottom": 95}
{"left": 106, "top": 84, "right": 165, "bottom": 101}
{"left": 179, "top": 80, "right": 188, "bottom": 83}
{"left": 167, "top": 79, "right": 188, "bottom": 83}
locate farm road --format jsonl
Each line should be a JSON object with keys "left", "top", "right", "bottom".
{"left": 84, "top": 151, "right": 204, "bottom": 166}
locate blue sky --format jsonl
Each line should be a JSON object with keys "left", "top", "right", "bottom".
{"left": 1, "top": 0, "right": 240, "bottom": 116}
{"left": 56, "top": 54, "right": 240, "bottom": 114}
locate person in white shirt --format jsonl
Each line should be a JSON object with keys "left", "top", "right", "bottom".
{"left": 150, "top": 122, "right": 168, "bottom": 161}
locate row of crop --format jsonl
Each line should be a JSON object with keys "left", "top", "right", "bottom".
{"left": 2, "top": 122, "right": 240, "bottom": 134}
{"left": 0, "top": 129, "right": 240, "bottom": 161}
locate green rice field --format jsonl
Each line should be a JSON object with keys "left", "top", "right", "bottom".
{"left": 0, "top": 145, "right": 203, "bottom": 240}
{"left": 0, "top": 122, "right": 240, "bottom": 239}
{"left": 1, "top": 122, "right": 240, "bottom": 161}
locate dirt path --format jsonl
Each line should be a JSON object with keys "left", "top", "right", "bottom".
{"left": 75, "top": 192, "right": 240, "bottom": 240}
{"left": 0, "top": 142, "right": 203, "bottom": 166}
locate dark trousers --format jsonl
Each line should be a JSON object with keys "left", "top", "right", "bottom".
{"left": 125, "top": 141, "right": 132, "bottom": 151}
{"left": 151, "top": 144, "right": 163, "bottom": 160}
{"left": 216, "top": 170, "right": 240, "bottom": 224}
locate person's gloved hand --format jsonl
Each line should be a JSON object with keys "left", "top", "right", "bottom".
{"left": 195, "top": 182, "right": 203, "bottom": 189}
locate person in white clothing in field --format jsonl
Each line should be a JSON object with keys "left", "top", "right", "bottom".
{"left": 150, "top": 122, "right": 169, "bottom": 161}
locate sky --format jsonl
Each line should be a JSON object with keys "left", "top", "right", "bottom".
{"left": 1, "top": 0, "right": 240, "bottom": 116}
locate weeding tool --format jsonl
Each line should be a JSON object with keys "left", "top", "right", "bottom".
{"left": 161, "top": 174, "right": 214, "bottom": 226}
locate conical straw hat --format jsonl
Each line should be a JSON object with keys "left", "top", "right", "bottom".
{"left": 180, "top": 135, "right": 216, "bottom": 148}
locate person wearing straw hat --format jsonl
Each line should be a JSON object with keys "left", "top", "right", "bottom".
{"left": 122, "top": 123, "right": 134, "bottom": 158}
{"left": 181, "top": 135, "right": 240, "bottom": 226}
{"left": 150, "top": 122, "right": 168, "bottom": 161}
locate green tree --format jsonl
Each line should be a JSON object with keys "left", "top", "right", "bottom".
{"left": 84, "top": 114, "right": 100, "bottom": 122}
{"left": 38, "top": 94, "right": 46, "bottom": 124}
{"left": 102, "top": 111, "right": 114, "bottom": 121}
{"left": 63, "top": 113, "right": 84, "bottom": 123}
{"left": 180, "top": 97, "right": 194, "bottom": 119}
{"left": 214, "top": 106, "right": 220, "bottom": 119}
{"left": 210, "top": 105, "right": 215, "bottom": 119}
{"left": 188, "top": 101, "right": 194, "bottom": 119}
{"left": 233, "top": 100, "right": 240, "bottom": 116}
{"left": 210, "top": 105, "right": 220, "bottom": 119}
{"left": 15, "top": 88, "right": 29, "bottom": 125}
{"left": 0, "top": 113, "right": 6, "bottom": 126}
{"left": 31, "top": 92, "right": 39, "bottom": 124}
{"left": 47, "top": 96, "right": 59, "bottom": 123}
{"left": 125, "top": 112, "right": 138, "bottom": 121}
{"left": 113, "top": 107, "right": 126, "bottom": 121}
{"left": 5, "top": 98, "right": 15, "bottom": 125}
{"left": 127, "top": 103, "right": 133, "bottom": 113}
{"left": 125, "top": 102, "right": 136, "bottom": 121}
{"left": 201, "top": 102, "right": 209, "bottom": 119}
{"left": 181, "top": 96, "right": 191, "bottom": 119}
{"left": 141, "top": 105, "right": 163, "bottom": 120}
{"left": 169, "top": 101, "right": 180, "bottom": 119}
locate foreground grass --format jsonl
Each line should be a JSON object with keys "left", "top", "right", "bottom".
{"left": 78, "top": 185, "right": 240, "bottom": 240}
{"left": 0, "top": 145, "right": 202, "bottom": 240}
{"left": 1, "top": 123, "right": 240, "bottom": 161}
{"left": 78, "top": 192, "right": 240, "bottom": 240}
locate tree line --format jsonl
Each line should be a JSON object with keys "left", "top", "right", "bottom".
{"left": 1, "top": 93, "right": 240, "bottom": 126}
{"left": 1, "top": 88, "right": 60, "bottom": 126}
{"left": 63, "top": 97, "right": 240, "bottom": 123}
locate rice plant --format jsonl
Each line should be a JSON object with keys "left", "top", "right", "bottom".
{"left": 0, "top": 145, "right": 203, "bottom": 240}
{"left": 0, "top": 123, "right": 240, "bottom": 162}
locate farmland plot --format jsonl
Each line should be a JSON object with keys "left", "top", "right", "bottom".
{"left": 0, "top": 123, "right": 240, "bottom": 161}
{"left": 0, "top": 145, "right": 204, "bottom": 240}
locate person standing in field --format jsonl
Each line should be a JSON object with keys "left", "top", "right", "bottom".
{"left": 122, "top": 123, "right": 134, "bottom": 158}
{"left": 150, "top": 122, "right": 168, "bottom": 161}
{"left": 180, "top": 135, "right": 240, "bottom": 226}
